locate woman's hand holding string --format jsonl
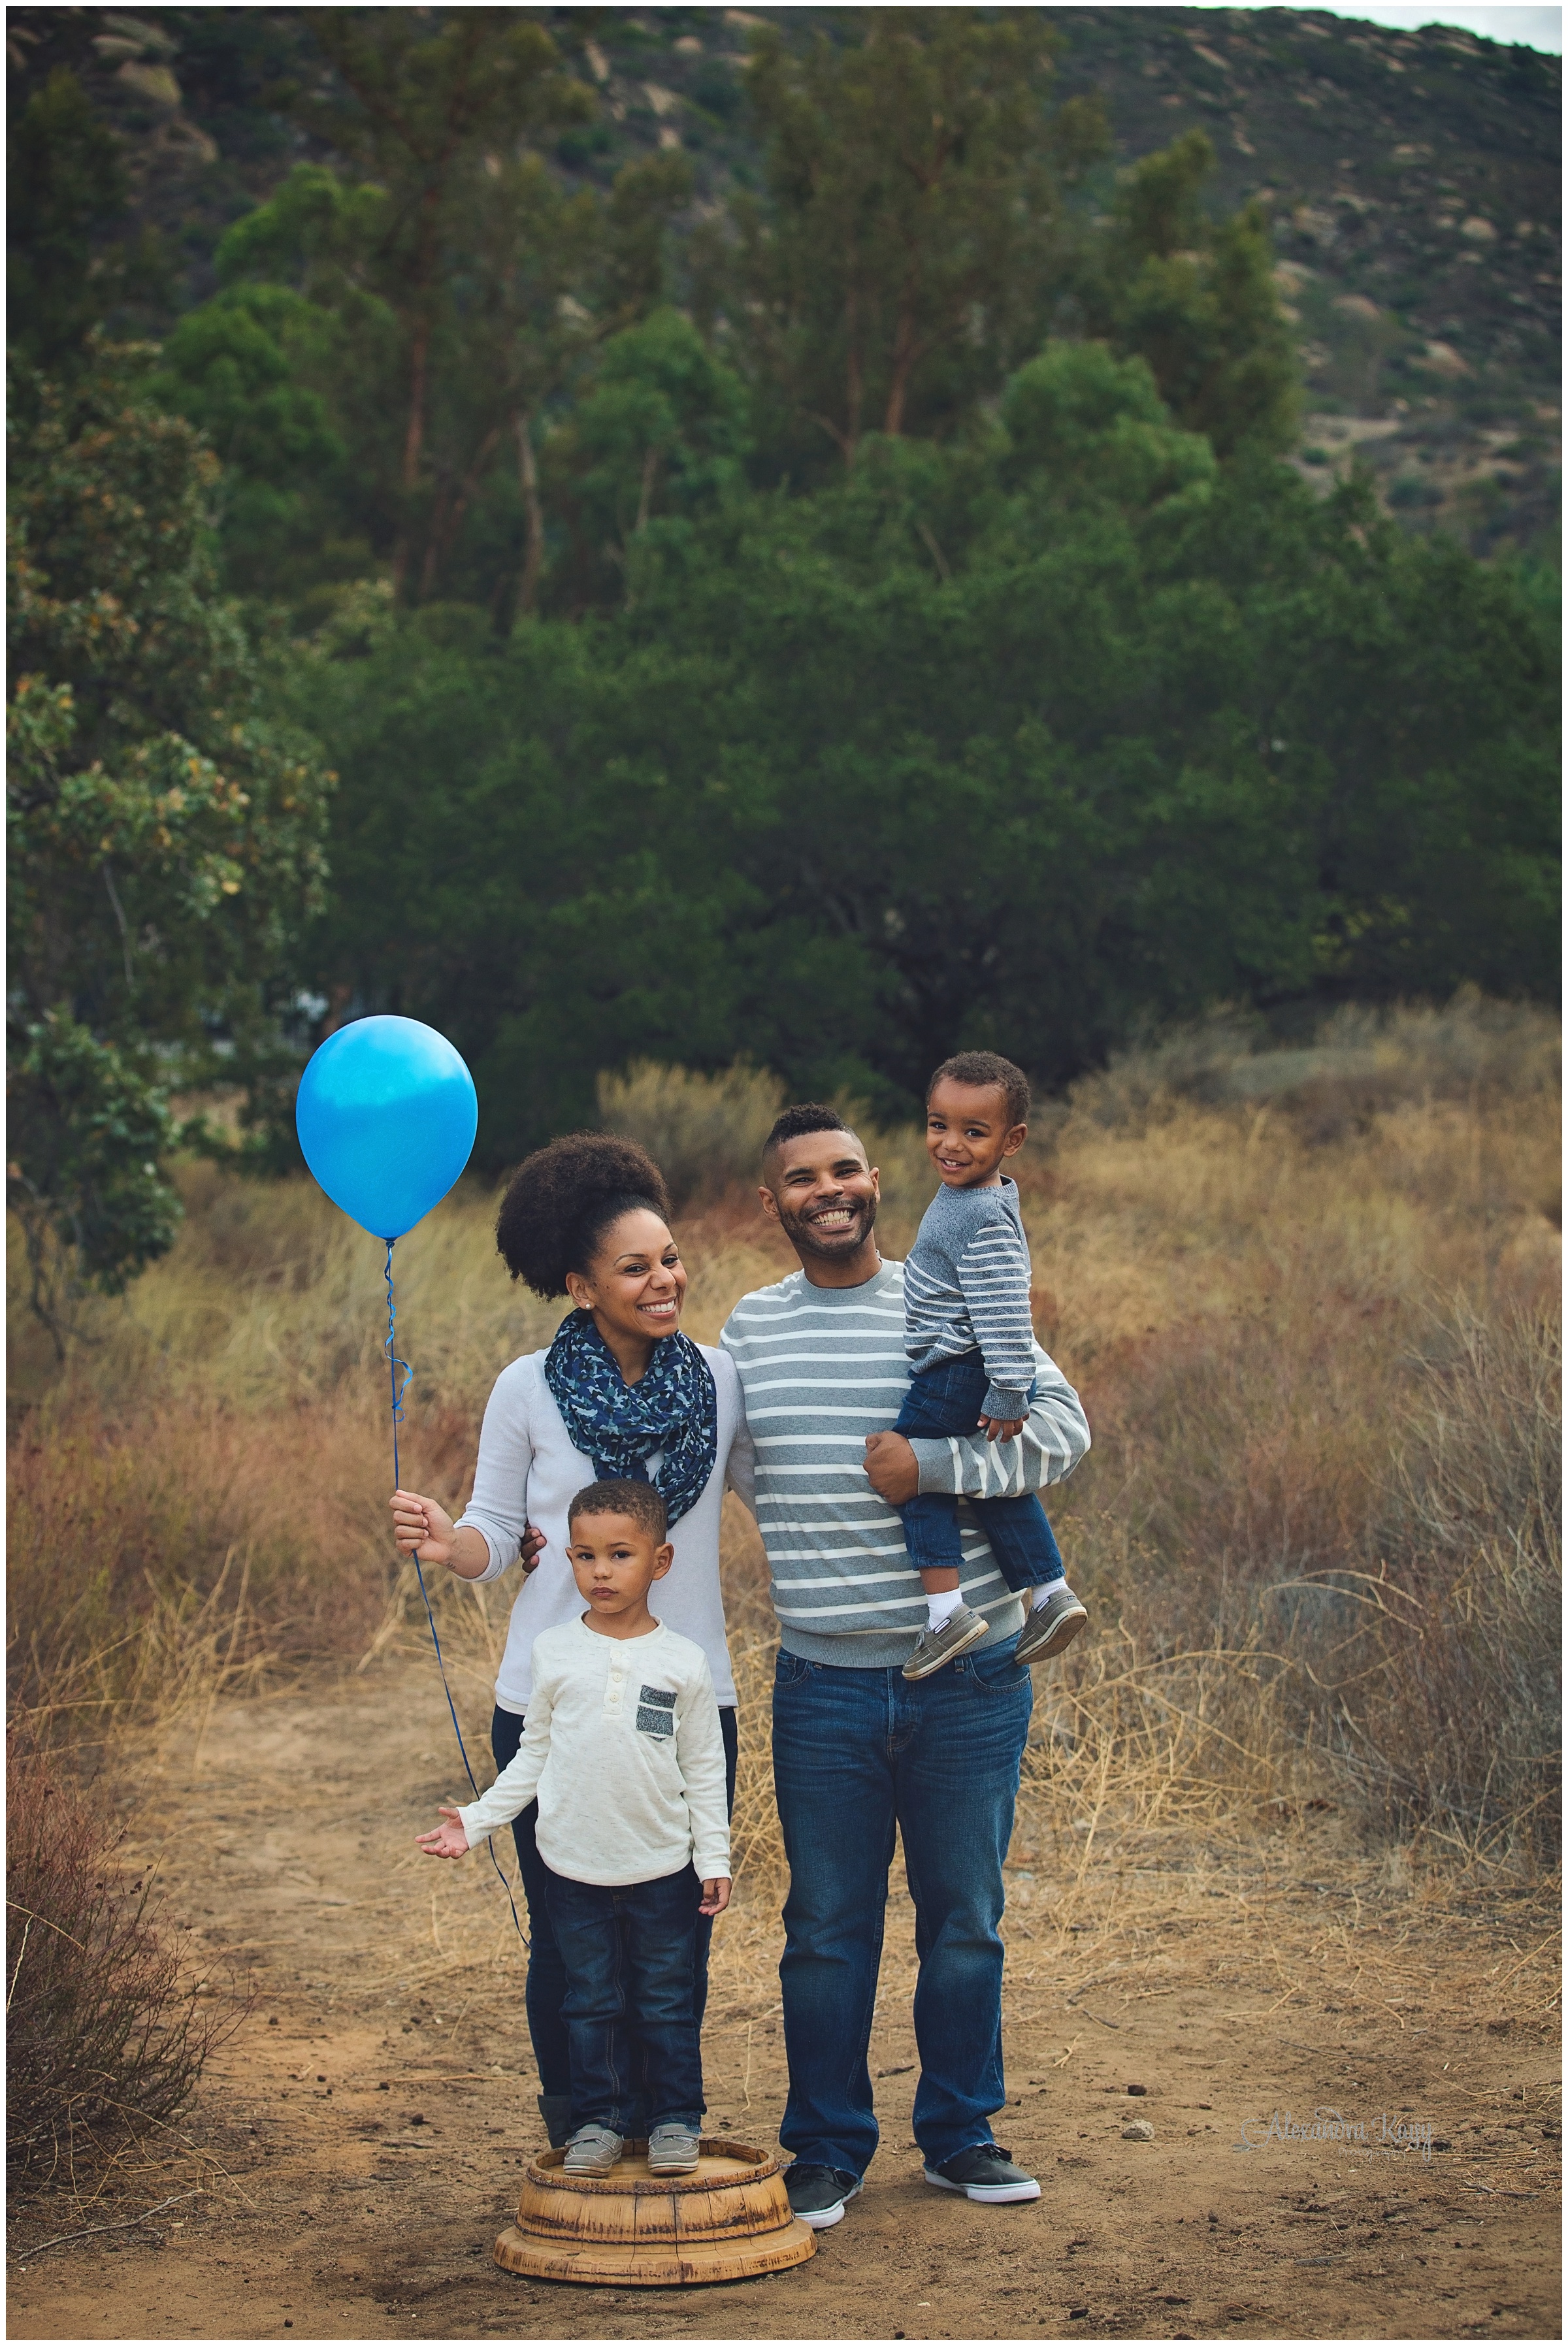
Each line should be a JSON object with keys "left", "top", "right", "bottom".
{"left": 391, "top": 1490, "right": 486, "bottom": 1580}
{"left": 391, "top": 1491, "right": 544, "bottom": 1581}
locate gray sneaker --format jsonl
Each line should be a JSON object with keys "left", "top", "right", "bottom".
{"left": 647, "top": 2122, "right": 702, "bottom": 2174}
{"left": 1013, "top": 1584, "right": 1088, "bottom": 1666}
{"left": 924, "top": 2143, "right": 1041, "bottom": 2202}
{"left": 563, "top": 2123, "right": 624, "bottom": 2176}
{"left": 902, "top": 1603, "right": 990, "bottom": 1680}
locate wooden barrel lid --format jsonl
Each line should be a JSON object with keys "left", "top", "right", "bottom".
{"left": 495, "top": 2136, "right": 817, "bottom": 2287}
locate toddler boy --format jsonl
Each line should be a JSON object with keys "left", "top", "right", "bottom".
{"left": 417, "top": 1478, "right": 730, "bottom": 2177}
{"left": 896, "top": 1051, "right": 1088, "bottom": 1678}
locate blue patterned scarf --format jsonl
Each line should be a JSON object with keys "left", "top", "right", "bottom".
{"left": 544, "top": 1309, "right": 717, "bottom": 1529}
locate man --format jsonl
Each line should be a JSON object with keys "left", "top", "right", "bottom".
{"left": 720, "top": 1103, "right": 1091, "bottom": 2231}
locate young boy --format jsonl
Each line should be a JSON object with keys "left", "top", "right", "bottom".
{"left": 417, "top": 1478, "right": 730, "bottom": 2178}
{"left": 894, "top": 1050, "right": 1088, "bottom": 1679}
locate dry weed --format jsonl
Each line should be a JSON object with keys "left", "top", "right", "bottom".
{"left": 8, "top": 996, "right": 1560, "bottom": 1872}
{"left": 598, "top": 1060, "right": 785, "bottom": 1206}
{"left": 7, "top": 1736, "right": 246, "bottom": 2190}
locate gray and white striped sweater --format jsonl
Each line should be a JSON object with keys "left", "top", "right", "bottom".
{"left": 904, "top": 1176, "right": 1036, "bottom": 1420}
{"left": 720, "top": 1260, "right": 1090, "bottom": 1669}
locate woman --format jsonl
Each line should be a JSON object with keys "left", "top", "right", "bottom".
{"left": 390, "top": 1133, "right": 753, "bottom": 2149}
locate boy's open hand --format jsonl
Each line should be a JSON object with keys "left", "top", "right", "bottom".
{"left": 979, "top": 1416, "right": 1026, "bottom": 1444}
{"left": 416, "top": 1804, "right": 470, "bottom": 1861}
{"left": 699, "top": 1877, "right": 731, "bottom": 1917}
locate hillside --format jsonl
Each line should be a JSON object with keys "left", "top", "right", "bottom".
{"left": 8, "top": 3, "right": 1561, "bottom": 555}
{"left": 1055, "top": 7, "right": 1561, "bottom": 555}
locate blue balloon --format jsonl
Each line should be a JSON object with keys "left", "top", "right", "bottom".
{"left": 296, "top": 1017, "right": 478, "bottom": 1241}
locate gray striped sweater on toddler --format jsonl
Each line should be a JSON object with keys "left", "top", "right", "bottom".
{"left": 719, "top": 1260, "right": 1090, "bottom": 1669}
{"left": 903, "top": 1175, "right": 1037, "bottom": 1421}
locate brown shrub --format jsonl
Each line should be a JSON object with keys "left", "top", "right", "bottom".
{"left": 1358, "top": 1297, "right": 1561, "bottom": 1861}
{"left": 6, "top": 1737, "right": 240, "bottom": 2187}
{"left": 598, "top": 1060, "right": 786, "bottom": 1207}
{"left": 6, "top": 1392, "right": 478, "bottom": 1740}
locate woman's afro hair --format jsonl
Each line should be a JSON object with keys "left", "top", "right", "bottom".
{"left": 495, "top": 1132, "right": 673, "bottom": 1299}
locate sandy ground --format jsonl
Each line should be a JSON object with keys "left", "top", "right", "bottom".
{"left": 7, "top": 1658, "right": 1560, "bottom": 2344}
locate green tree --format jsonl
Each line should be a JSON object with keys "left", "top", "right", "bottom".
{"left": 6, "top": 64, "right": 166, "bottom": 379}
{"left": 148, "top": 284, "right": 351, "bottom": 606}
{"left": 549, "top": 310, "right": 750, "bottom": 610}
{"left": 289, "top": 8, "right": 592, "bottom": 600}
{"left": 1083, "top": 131, "right": 1299, "bottom": 457}
{"left": 177, "top": 104, "right": 691, "bottom": 618}
{"left": 438, "top": 144, "right": 693, "bottom": 623}
{"left": 291, "top": 340, "right": 1555, "bottom": 1151}
{"left": 708, "top": 10, "right": 1107, "bottom": 473}
{"left": 7, "top": 348, "right": 332, "bottom": 1336}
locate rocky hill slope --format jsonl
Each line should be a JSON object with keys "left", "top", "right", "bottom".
{"left": 10, "top": 3, "right": 1560, "bottom": 557}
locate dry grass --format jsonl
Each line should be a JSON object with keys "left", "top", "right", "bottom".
{"left": 6, "top": 1736, "right": 246, "bottom": 2191}
{"left": 1028, "top": 1022, "right": 1560, "bottom": 1869}
{"left": 598, "top": 1060, "right": 787, "bottom": 1207}
{"left": 8, "top": 997, "right": 1560, "bottom": 1889}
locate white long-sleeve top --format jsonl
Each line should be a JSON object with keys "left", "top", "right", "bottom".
{"left": 456, "top": 1618, "right": 730, "bottom": 1886}
{"left": 454, "top": 1342, "right": 754, "bottom": 1712}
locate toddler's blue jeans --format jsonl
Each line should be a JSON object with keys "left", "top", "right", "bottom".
{"left": 893, "top": 1351, "right": 1065, "bottom": 1592}
{"left": 542, "top": 1863, "right": 706, "bottom": 2135}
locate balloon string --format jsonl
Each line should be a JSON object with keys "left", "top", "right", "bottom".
{"left": 385, "top": 1240, "right": 528, "bottom": 1951}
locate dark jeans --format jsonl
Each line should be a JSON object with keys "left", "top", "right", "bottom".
{"left": 772, "top": 1639, "right": 1032, "bottom": 2175}
{"left": 542, "top": 1864, "right": 706, "bottom": 2134}
{"left": 491, "top": 1702, "right": 738, "bottom": 2100}
{"left": 893, "top": 1352, "right": 1065, "bottom": 1591}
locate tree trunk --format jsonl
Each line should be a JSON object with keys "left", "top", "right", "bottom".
{"left": 843, "top": 270, "right": 863, "bottom": 468}
{"left": 392, "top": 318, "right": 431, "bottom": 600}
{"left": 514, "top": 410, "right": 544, "bottom": 619}
{"left": 634, "top": 445, "right": 659, "bottom": 533}
{"left": 884, "top": 293, "right": 921, "bottom": 437}
{"left": 418, "top": 480, "right": 449, "bottom": 603}
{"left": 422, "top": 427, "right": 501, "bottom": 601}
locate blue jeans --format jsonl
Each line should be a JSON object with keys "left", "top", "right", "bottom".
{"left": 771, "top": 1639, "right": 1032, "bottom": 2175}
{"left": 542, "top": 1865, "right": 706, "bottom": 2134}
{"left": 491, "top": 1703, "right": 738, "bottom": 2101}
{"left": 894, "top": 1352, "right": 1065, "bottom": 1591}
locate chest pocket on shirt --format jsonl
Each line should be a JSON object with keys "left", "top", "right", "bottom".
{"left": 636, "top": 1685, "right": 677, "bottom": 1738}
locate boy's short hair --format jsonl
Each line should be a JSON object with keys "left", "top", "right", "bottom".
{"left": 566, "top": 1478, "right": 669, "bottom": 1543}
{"left": 927, "top": 1052, "right": 1031, "bottom": 1129}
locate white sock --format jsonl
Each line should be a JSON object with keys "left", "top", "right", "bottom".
{"left": 926, "top": 1587, "right": 965, "bottom": 1631}
{"left": 1033, "top": 1581, "right": 1075, "bottom": 1610}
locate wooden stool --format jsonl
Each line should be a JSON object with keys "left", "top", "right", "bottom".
{"left": 494, "top": 2136, "right": 817, "bottom": 2287}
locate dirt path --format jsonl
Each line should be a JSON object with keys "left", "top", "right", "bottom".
{"left": 8, "top": 1659, "right": 1560, "bottom": 2343}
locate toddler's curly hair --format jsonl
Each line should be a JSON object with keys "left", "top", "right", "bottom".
{"left": 495, "top": 1132, "right": 673, "bottom": 1299}
{"left": 928, "top": 1051, "right": 1030, "bottom": 1129}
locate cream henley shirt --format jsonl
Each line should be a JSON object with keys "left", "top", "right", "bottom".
{"left": 455, "top": 1616, "right": 730, "bottom": 1887}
